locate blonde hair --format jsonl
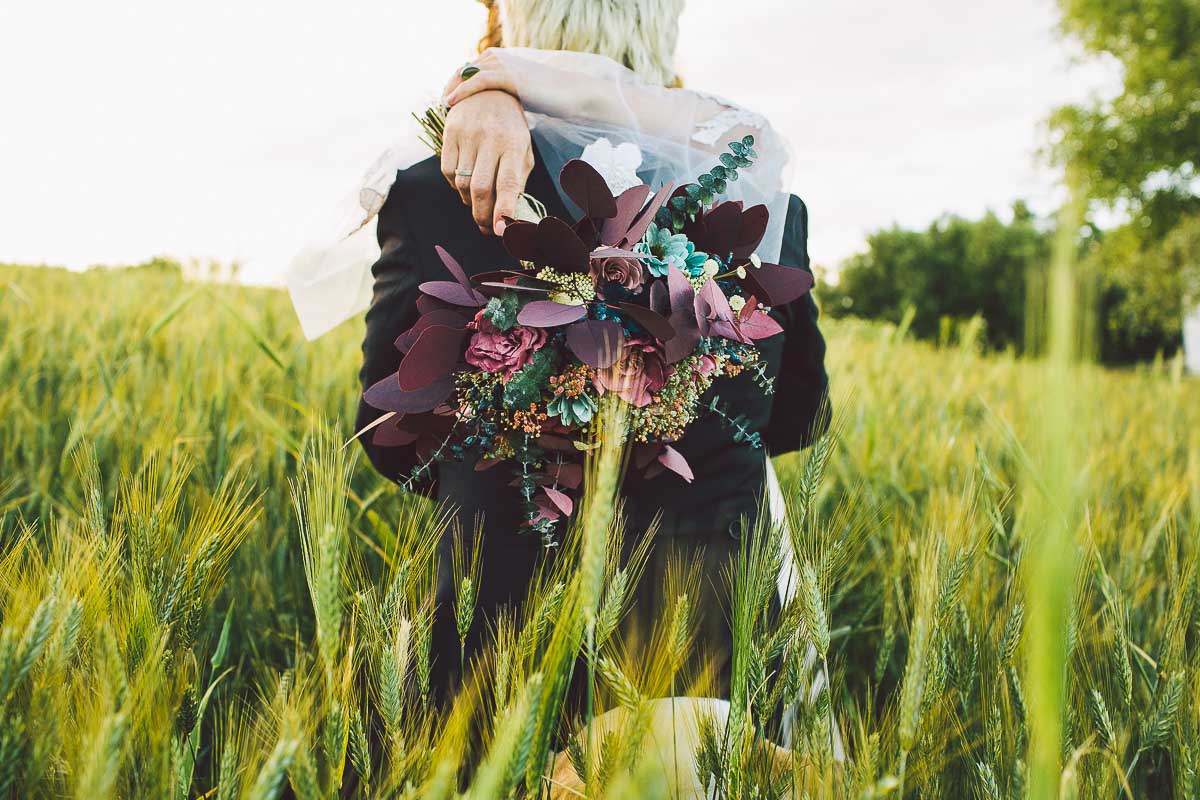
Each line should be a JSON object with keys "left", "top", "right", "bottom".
{"left": 478, "top": 0, "right": 684, "bottom": 87}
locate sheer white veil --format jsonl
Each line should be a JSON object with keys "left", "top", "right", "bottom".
{"left": 285, "top": 48, "right": 792, "bottom": 340}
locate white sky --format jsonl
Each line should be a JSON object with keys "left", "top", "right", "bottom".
{"left": 0, "top": 0, "right": 1117, "bottom": 283}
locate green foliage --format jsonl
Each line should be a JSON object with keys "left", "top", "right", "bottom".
{"left": 502, "top": 345, "right": 556, "bottom": 409}
{"left": 1047, "top": 0, "right": 1200, "bottom": 361}
{"left": 483, "top": 291, "right": 519, "bottom": 331}
{"left": 1050, "top": 0, "right": 1200, "bottom": 230}
{"left": 656, "top": 136, "right": 757, "bottom": 234}
{"left": 823, "top": 202, "right": 1051, "bottom": 353}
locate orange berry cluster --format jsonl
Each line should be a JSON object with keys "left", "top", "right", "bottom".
{"left": 510, "top": 403, "right": 548, "bottom": 436}
{"left": 550, "top": 364, "right": 596, "bottom": 399}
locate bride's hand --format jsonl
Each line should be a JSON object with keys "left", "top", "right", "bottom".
{"left": 442, "top": 49, "right": 516, "bottom": 107}
{"left": 440, "top": 89, "right": 534, "bottom": 236}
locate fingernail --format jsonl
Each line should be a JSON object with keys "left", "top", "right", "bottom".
{"left": 495, "top": 219, "right": 507, "bottom": 235}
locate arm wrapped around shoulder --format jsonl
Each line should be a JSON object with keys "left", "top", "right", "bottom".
{"left": 763, "top": 196, "right": 831, "bottom": 454}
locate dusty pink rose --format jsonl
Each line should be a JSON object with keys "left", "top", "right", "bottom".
{"left": 696, "top": 354, "right": 719, "bottom": 378}
{"left": 464, "top": 312, "right": 547, "bottom": 381}
{"left": 592, "top": 257, "right": 646, "bottom": 293}
{"left": 594, "top": 337, "right": 672, "bottom": 407}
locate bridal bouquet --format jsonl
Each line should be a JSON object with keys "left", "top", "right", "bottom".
{"left": 363, "top": 138, "right": 813, "bottom": 545}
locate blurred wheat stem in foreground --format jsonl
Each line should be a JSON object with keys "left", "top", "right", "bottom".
{"left": 1025, "top": 170, "right": 1090, "bottom": 800}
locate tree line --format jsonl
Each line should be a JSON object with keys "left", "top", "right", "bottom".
{"left": 824, "top": 0, "right": 1199, "bottom": 365}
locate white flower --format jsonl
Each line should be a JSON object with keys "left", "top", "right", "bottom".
{"left": 729, "top": 295, "right": 747, "bottom": 313}
{"left": 749, "top": 253, "right": 762, "bottom": 268}
{"left": 580, "top": 138, "right": 644, "bottom": 196}
{"left": 703, "top": 259, "right": 720, "bottom": 278}
{"left": 735, "top": 266, "right": 747, "bottom": 279}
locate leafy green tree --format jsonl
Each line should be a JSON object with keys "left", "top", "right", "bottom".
{"left": 1050, "top": 0, "right": 1200, "bottom": 231}
{"left": 1049, "top": 0, "right": 1200, "bottom": 360}
{"left": 823, "top": 203, "right": 1052, "bottom": 353}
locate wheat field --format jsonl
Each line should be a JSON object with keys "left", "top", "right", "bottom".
{"left": 0, "top": 260, "right": 1197, "bottom": 798}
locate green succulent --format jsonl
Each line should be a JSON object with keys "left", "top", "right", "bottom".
{"left": 636, "top": 223, "right": 709, "bottom": 278}
{"left": 547, "top": 392, "right": 597, "bottom": 427}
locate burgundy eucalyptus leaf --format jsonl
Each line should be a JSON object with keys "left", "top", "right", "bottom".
{"left": 739, "top": 294, "right": 759, "bottom": 323}
{"left": 574, "top": 216, "right": 601, "bottom": 251}
{"left": 740, "top": 261, "right": 815, "bottom": 307}
{"left": 397, "top": 325, "right": 468, "bottom": 391}
{"left": 364, "top": 373, "right": 454, "bottom": 414}
{"left": 623, "top": 182, "right": 675, "bottom": 246}
{"left": 531, "top": 498, "right": 561, "bottom": 524}
{"left": 665, "top": 264, "right": 696, "bottom": 313}
{"left": 474, "top": 457, "right": 503, "bottom": 471}
{"left": 537, "top": 217, "right": 591, "bottom": 272}
{"left": 501, "top": 219, "right": 541, "bottom": 262}
{"left": 649, "top": 280, "right": 670, "bottom": 316}
{"left": 394, "top": 309, "right": 468, "bottom": 352}
{"left": 363, "top": 372, "right": 403, "bottom": 412}
{"left": 542, "top": 485, "right": 574, "bottom": 516}
{"left": 516, "top": 300, "right": 588, "bottom": 327}
{"left": 695, "top": 202, "right": 743, "bottom": 258}
{"left": 547, "top": 461, "right": 584, "bottom": 489}
{"left": 732, "top": 205, "right": 770, "bottom": 260}
{"left": 708, "top": 319, "right": 747, "bottom": 342}
{"left": 416, "top": 294, "right": 453, "bottom": 315}
{"left": 419, "top": 280, "right": 486, "bottom": 307}
{"left": 614, "top": 302, "right": 676, "bottom": 341}
{"left": 560, "top": 159, "right": 618, "bottom": 219}
{"left": 434, "top": 245, "right": 474, "bottom": 293}
{"left": 602, "top": 184, "right": 651, "bottom": 245}
{"left": 372, "top": 418, "right": 419, "bottom": 447}
{"left": 537, "top": 434, "right": 578, "bottom": 453}
{"left": 633, "top": 443, "right": 660, "bottom": 470}
{"left": 737, "top": 310, "right": 784, "bottom": 340}
{"left": 565, "top": 319, "right": 625, "bottom": 368}
{"left": 657, "top": 445, "right": 695, "bottom": 483}
{"left": 696, "top": 278, "right": 736, "bottom": 323}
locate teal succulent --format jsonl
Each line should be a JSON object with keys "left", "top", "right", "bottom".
{"left": 547, "top": 392, "right": 597, "bottom": 427}
{"left": 636, "top": 223, "right": 709, "bottom": 278}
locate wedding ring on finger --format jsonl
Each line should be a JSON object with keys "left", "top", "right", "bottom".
{"left": 455, "top": 169, "right": 474, "bottom": 178}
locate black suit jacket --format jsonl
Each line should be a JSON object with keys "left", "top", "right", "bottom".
{"left": 356, "top": 153, "right": 829, "bottom": 537}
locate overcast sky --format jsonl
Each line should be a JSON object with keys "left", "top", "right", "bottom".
{"left": 0, "top": 0, "right": 1117, "bottom": 284}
